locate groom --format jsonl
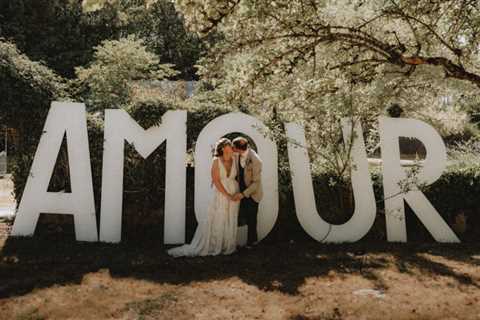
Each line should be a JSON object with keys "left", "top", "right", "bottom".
{"left": 232, "top": 137, "right": 263, "bottom": 247}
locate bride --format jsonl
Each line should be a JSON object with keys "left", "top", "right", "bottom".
{"left": 168, "top": 138, "right": 240, "bottom": 257}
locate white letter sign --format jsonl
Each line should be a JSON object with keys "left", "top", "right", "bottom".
{"left": 11, "top": 101, "right": 462, "bottom": 245}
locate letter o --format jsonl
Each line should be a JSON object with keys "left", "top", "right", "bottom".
{"left": 194, "top": 112, "right": 278, "bottom": 242}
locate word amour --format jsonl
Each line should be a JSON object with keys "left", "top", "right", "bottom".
{"left": 11, "top": 102, "right": 460, "bottom": 244}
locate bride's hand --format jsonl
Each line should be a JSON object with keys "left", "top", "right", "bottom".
{"left": 230, "top": 193, "right": 241, "bottom": 202}
{"left": 228, "top": 193, "right": 240, "bottom": 201}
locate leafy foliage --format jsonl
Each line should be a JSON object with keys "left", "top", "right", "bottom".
{"left": 0, "top": 39, "right": 69, "bottom": 205}
{"left": 0, "top": 0, "right": 125, "bottom": 78}
{"left": 119, "top": 0, "right": 207, "bottom": 80}
{"left": 74, "top": 36, "right": 179, "bottom": 110}
{"left": 0, "top": 40, "right": 66, "bottom": 145}
{"left": 175, "top": 0, "right": 480, "bottom": 177}
{"left": 178, "top": 0, "right": 480, "bottom": 87}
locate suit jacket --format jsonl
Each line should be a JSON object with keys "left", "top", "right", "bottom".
{"left": 237, "top": 149, "right": 263, "bottom": 203}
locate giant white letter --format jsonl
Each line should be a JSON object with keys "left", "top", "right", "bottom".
{"left": 285, "top": 118, "right": 376, "bottom": 242}
{"left": 379, "top": 116, "right": 459, "bottom": 242}
{"left": 194, "top": 113, "right": 278, "bottom": 244}
{"left": 100, "top": 110, "right": 187, "bottom": 244}
{"left": 11, "top": 102, "right": 98, "bottom": 241}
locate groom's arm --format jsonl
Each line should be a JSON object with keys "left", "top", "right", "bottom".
{"left": 242, "top": 159, "right": 262, "bottom": 198}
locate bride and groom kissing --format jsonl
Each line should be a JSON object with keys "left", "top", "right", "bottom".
{"left": 168, "top": 137, "right": 262, "bottom": 257}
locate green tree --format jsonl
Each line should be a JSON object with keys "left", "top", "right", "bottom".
{"left": 177, "top": 0, "right": 480, "bottom": 88}
{"left": 176, "top": 0, "right": 480, "bottom": 176}
{"left": 0, "top": 39, "right": 68, "bottom": 198}
{"left": 82, "top": 0, "right": 208, "bottom": 80}
{"left": 0, "top": 0, "right": 125, "bottom": 78}
{"left": 120, "top": 0, "right": 207, "bottom": 80}
{"left": 0, "top": 40, "right": 66, "bottom": 147}
{"left": 74, "top": 36, "right": 179, "bottom": 110}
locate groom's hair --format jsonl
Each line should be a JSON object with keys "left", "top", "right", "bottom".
{"left": 232, "top": 137, "right": 249, "bottom": 151}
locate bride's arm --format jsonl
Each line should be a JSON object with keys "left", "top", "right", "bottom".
{"left": 211, "top": 159, "right": 233, "bottom": 200}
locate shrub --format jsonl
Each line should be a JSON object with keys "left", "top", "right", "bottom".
{"left": 282, "top": 163, "right": 480, "bottom": 243}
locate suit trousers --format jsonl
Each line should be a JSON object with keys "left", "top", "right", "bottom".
{"left": 239, "top": 197, "right": 259, "bottom": 244}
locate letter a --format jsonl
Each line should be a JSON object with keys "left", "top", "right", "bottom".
{"left": 12, "top": 102, "right": 98, "bottom": 241}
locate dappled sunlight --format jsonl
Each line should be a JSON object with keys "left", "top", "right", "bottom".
{"left": 1, "top": 231, "right": 480, "bottom": 319}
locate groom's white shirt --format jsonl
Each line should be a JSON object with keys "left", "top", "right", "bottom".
{"left": 239, "top": 152, "right": 248, "bottom": 168}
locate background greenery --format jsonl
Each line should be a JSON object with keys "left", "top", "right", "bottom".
{"left": 1, "top": 0, "right": 480, "bottom": 242}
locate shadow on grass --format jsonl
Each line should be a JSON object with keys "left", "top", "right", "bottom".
{"left": 0, "top": 234, "right": 479, "bottom": 299}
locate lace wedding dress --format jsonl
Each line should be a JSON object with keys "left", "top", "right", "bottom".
{"left": 168, "top": 157, "right": 240, "bottom": 257}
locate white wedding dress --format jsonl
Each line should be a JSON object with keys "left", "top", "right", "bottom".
{"left": 168, "top": 157, "right": 240, "bottom": 257}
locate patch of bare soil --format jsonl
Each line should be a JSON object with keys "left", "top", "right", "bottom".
{"left": 0, "top": 222, "right": 479, "bottom": 320}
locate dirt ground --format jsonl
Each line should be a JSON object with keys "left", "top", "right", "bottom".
{"left": 0, "top": 222, "right": 479, "bottom": 320}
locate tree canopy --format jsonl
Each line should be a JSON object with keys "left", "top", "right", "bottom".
{"left": 0, "top": 39, "right": 66, "bottom": 150}
{"left": 177, "top": 0, "right": 480, "bottom": 88}
{"left": 74, "top": 36, "right": 178, "bottom": 110}
{"left": 0, "top": 0, "right": 125, "bottom": 78}
{"left": 174, "top": 0, "right": 480, "bottom": 174}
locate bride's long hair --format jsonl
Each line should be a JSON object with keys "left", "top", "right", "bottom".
{"left": 214, "top": 138, "right": 232, "bottom": 157}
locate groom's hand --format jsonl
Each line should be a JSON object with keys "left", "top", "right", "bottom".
{"left": 233, "top": 193, "right": 244, "bottom": 201}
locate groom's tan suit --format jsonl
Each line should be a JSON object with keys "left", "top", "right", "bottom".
{"left": 239, "top": 149, "right": 263, "bottom": 202}
{"left": 237, "top": 148, "right": 263, "bottom": 245}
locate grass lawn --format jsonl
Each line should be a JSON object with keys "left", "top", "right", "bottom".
{"left": 0, "top": 222, "right": 479, "bottom": 320}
